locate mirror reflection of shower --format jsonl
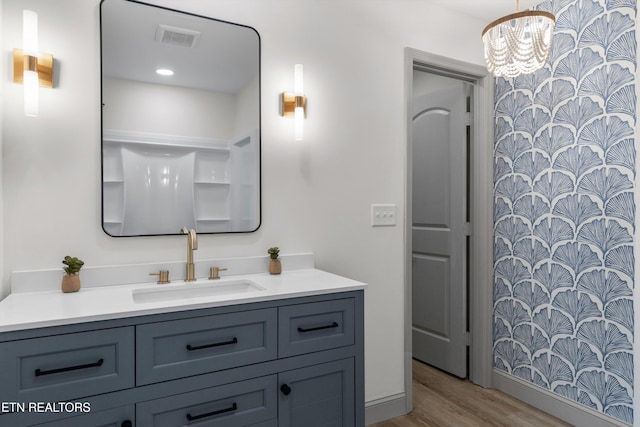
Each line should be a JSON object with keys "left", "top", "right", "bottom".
{"left": 103, "top": 130, "right": 259, "bottom": 236}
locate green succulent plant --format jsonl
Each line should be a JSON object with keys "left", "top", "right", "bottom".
{"left": 267, "top": 247, "right": 280, "bottom": 260}
{"left": 62, "top": 256, "right": 84, "bottom": 275}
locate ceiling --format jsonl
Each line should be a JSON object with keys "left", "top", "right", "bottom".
{"left": 429, "top": 0, "right": 545, "bottom": 22}
{"left": 101, "top": 0, "right": 259, "bottom": 93}
{"left": 100, "top": 0, "right": 544, "bottom": 92}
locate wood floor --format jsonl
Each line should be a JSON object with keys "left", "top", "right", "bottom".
{"left": 370, "top": 360, "right": 572, "bottom": 427}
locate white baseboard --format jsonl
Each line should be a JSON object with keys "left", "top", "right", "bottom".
{"left": 493, "top": 370, "right": 630, "bottom": 427}
{"left": 365, "top": 392, "right": 408, "bottom": 425}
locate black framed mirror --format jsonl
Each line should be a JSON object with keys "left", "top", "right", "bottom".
{"left": 100, "top": 0, "right": 260, "bottom": 236}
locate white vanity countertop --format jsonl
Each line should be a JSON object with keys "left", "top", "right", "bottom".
{"left": 0, "top": 269, "right": 366, "bottom": 333}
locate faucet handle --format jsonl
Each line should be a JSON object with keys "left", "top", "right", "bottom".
{"left": 150, "top": 270, "right": 170, "bottom": 284}
{"left": 209, "top": 267, "right": 228, "bottom": 280}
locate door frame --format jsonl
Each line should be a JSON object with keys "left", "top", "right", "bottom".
{"left": 404, "top": 48, "right": 494, "bottom": 411}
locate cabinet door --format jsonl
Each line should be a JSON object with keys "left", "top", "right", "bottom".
{"left": 278, "top": 359, "right": 354, "bottom": 427}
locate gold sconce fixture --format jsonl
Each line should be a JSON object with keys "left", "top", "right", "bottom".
{"left": 280, "top": 64, "right": 306, "bottom": 141}
{"left": 13, "top": 10, "right": 54, "bottom": 117}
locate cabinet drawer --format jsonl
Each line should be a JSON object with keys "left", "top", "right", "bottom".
{"left": 136, "top": 375, "right": 277, "bottom": 426}
{"left": 136, "top": 308, "right": 277, "bottom": 385}
{"left": 33, "top": 405, "right": 135, "bottom": 427}
{"left": 0, "top": 327, "right": 134, "bottom": 403}
{"left": 279, "top": 298, "right": 355, "bottom": 357}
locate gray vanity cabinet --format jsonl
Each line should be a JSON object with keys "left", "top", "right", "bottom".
{"left": 0, "top": 291, "right": 364, "bottom": 427}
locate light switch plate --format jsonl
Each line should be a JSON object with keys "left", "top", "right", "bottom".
{"left": 371, "top": 204, "right": 397, "bottom": 227}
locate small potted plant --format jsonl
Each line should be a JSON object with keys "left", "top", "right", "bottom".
{"left": 268, "top": 247, "right": 281, "bottom": 275}
{"left": 61, "top": 256, "right": 84, "bottom": 293}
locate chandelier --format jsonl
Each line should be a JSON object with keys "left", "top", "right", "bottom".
{"left": 481, "top": 0, "right": 556, "bottom": 78}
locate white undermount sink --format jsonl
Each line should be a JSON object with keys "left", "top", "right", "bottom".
{"left": 132, "top": 279, "right": 266, "bottom": 304}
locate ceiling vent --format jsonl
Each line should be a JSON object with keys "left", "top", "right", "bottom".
{"left": 155, "top": 24, "right": 201, "bottom": 48}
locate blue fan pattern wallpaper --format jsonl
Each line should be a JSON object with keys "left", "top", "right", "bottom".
{"left": 492, "top": 0, "right": 636, "bottom": 423}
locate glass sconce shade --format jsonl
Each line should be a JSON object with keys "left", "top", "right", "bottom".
{"left": 281, "top": 64, "right": 307, "bottom": 140}
{"left": 23, "top": 69, "right": 39, "bottom": 117}
{"left": 14, "top": 9, "right": 54, "bottom": 117}
{"left": 23, "top": 10, "right": 39, "bottom": 116}
{"left": 23, "top": 10, "right": 38, "bottom": 54}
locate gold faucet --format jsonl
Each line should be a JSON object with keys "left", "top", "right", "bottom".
{"left": 181, "top": 227, "right": 198, "bottom": 281}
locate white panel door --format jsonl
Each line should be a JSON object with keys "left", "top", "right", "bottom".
{"left": 411, "top": 82, "right": 468, "bottom": 378}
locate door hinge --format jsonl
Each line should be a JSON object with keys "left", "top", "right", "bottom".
{"left": 464, "top": 112, "right": 471, "bottom": 126}
{"left": 464, "top": 222, "right": 473, "bottom": 236}
{"left": 465, "top": 331, "right": 472, "bottom": 346}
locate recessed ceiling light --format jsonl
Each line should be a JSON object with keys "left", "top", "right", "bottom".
{"left": 156, "top": 68, "right": 174, "bottom": 76}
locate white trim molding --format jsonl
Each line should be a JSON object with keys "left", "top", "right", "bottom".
{"left": 364, "top": 392, "right": 408, "bottom": 426}
{"left": 403, "top": 48, "right": 494, "bottom": 407}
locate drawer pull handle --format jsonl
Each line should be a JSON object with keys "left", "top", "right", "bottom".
{"left": 186, "top": 337, "right": 238, "bottom": 351}
{"left": 186, "top": 402, "right": 237, "bottom": 421}
{"left": 35, "top": 358, "right": 104, "bottom": 377}
{"left": 297, "top": 322, "right": 339, "bottom": 333}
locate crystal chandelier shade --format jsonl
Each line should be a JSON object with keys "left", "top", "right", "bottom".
{"left": 482, "top": 10, "right": 556, "bottom": 78}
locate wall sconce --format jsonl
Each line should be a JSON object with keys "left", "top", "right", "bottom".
{"left": 13, "top": 10, "right": 54, "bottom": 117}
{"left": 280, "top": 64, "right": 306, "bottom": 140}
